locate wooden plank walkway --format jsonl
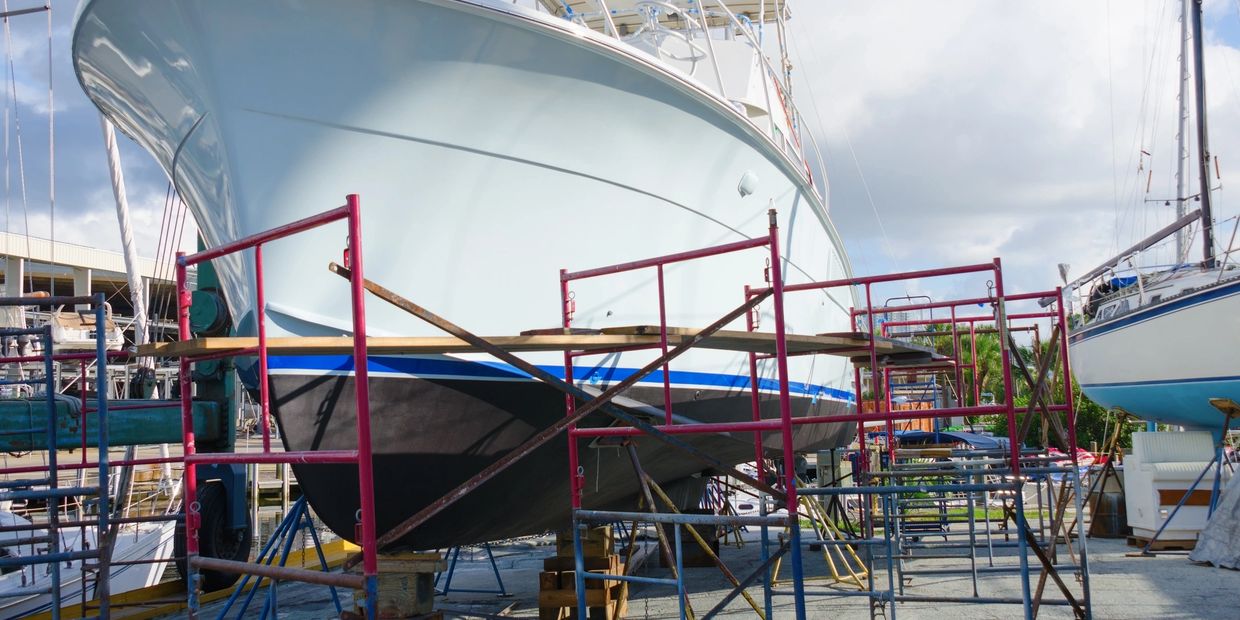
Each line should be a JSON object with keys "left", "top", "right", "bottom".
{"left": 138, "top": 325, "right": 948, "bottom": 367}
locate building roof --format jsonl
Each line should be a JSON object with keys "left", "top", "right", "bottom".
{"left": 0, "top": 231, "right": 174, "bottom": 282}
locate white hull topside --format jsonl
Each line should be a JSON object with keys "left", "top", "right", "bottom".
{"left": 1069, "top": 275, "right": 1240, "bottom": 431}
{"left": 74, "top": 0, "right": 857, "bottom": 400}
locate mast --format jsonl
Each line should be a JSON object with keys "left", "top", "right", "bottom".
{"left": 1190, "top": 0, "right": 1217, "bottom": 267}
{"left": 1175, "top": 0, "right": 1191, "bottom": 259}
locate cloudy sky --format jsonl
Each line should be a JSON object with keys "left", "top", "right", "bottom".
{"left": 4, "top": 0, "right": 1240, "bottom": 305}
{"left": 787, "top": 0, "right": 1240, "bottom": 302}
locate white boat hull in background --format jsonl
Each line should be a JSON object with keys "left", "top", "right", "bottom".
{"left": 1069, "top": 276, "right": 1240, "bottom": 432}
{"left": 0, "top": 519, "right": 176, "bottom": 619}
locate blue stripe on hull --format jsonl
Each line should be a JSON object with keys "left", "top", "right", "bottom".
{"left": 1081, "top": 377, "right": 1240, "bottom": 430}
{"left": 267, "top": 354, "right": 857, "bottom": 403}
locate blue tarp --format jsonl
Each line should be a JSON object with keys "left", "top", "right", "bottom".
{"left": 1109, "top": 275, "right": 1138, "bottom": 289}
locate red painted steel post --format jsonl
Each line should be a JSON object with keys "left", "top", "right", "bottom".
{"left": 745, "top": 287, "right": 766, "bottom": 481}
{"left": 345, "top": 195, "right": 380, "bottom": 602}
{"left": 175, "top": 252, "right": 201, "bottom": 615}
{"left": 657, "top": 265, "right": 673, "bottom": 425}
{"left": 851, "top": 320, "right": 871, "bottom": 538}
{"left": 254, "top": 244, "right": 272, "bottom": 453}
{"left": 764, "top": 209, "right": 806, "bottom": 620}
{"left": 863, "top": 285, "right": 881, "bottom": 423}
{"left": 560, "top": 270, "right": 582, "bottom": 510}
{"left": 79, "top": 363, "right": 88, "bottom": 468}
{"left": 863, "top": 283, "right": 882, "bottom": 483}
{"left": 884, "top": 366, "right": 895, "bottom": 459}
{"left": 880, "top": 321, "right": 895, "bottom": 457}
{"left": 1055, "top": 287, "right": 1079, "bottom": 454}
{"left": 950, "top": 306, "right": 963, "bottom": 412}
{"left": 992, "top": 258, "right": 1020, "bottom": 475}
{"left": 969, "top": 322, "right": 979, "bottom": 408}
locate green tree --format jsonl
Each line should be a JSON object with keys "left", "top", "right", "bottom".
{"left": 923, "top": 324, "right": 1006, "bottom": 408}
{"left": 896, "top": 322, "right": 1139, "bottom": 450}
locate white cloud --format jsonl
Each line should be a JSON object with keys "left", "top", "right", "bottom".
{"left": 783, "top": 1, "right": 1240, "bottom": 300}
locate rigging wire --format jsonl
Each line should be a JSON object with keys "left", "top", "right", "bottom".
{"left": 1112, "top": 0, "right": 1177, "bottom": 267}
{"left": 783, "top": 29, "right": 865, "bottom": 314}
{"left": 790, "top": 12, "right": 900, "bottom": 280}
{"left": 1108, "top": 0, "right": 1121, "bottom": 255}
{"left": 147, "top": 182, "right": 175, "bottom": 336}
{"left": 45, "top": 0, "right": 53, "bottom": 292}
{"left": 152, "top": 195, "right": 188, "bottom": 343}
{"left": 2, "top": 0, "right": 33, "bottom": 294}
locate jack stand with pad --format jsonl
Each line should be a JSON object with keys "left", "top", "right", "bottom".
{"left": 215, "top": 496, "right": 343, "bottom": 618}
{"left": 435, "top": 542, "right": 511, "bottom": 597}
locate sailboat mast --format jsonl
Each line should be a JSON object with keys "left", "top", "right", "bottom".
{"left": 1175, "top": 0, "right": 1191, "bottom": 259}
{"left": 1190, "top": 0, "right": 1217, "bottom": 267}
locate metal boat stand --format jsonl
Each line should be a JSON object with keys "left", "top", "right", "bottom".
{"left": 213, "top": 496, "right": 343, "bottom": 618}
{"left": 434, "top": 542, "right": 510, "bottom": 597}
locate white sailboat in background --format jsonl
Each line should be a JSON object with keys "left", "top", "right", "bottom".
{"left": 0, "top": 509, "right": 176, "bottom": 620}
{"left": 1066, "top": 0, "right": 1240, "bottom": 433}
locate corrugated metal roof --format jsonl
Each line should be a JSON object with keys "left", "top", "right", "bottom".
{"left": 0, "top": 231, "right": 174, "bottom": 282}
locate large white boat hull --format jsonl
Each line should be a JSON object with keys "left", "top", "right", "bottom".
{"left": 1069, "top": 276, "right": 1240, "bottom": 431}
{"left": 74, "top": 0, "right": 858, "bottom": 546}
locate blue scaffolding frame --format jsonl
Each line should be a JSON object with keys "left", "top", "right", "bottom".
{"left": 0, "top": 294, "right": 112, "bottom": 619}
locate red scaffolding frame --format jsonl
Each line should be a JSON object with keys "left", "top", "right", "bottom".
{"left": 174, "top": 195, "right": 379, "bottom": 618}
{"left": 147, "top": 195, "right": 1083, "bottom": 618}
{"left": 553, "top": 208, "right": 1081, "bottom": 619}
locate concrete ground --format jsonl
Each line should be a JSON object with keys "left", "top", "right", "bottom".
{"left": 421, "top": 530, "right": 1239, "bottom": 620}
{"left": 183, "top": 521, "right": 1240, "bottom": 619}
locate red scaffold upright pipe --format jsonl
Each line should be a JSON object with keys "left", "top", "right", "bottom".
{"left": 864, "top": 284, "right": 882, "bottom": 448}
{"left": 1054, "top": 287, "right": 1079, "bottom": 454}
{"left": 657, "top": 265, "right": 673, "bottom": 425}
{"left": 970, "top": 321, "right": 980, "bottom": 407}
{"left": 346, "top": 195, "right": 380, "bottom": 587}
{"left": 992, "top": 258, "right": 1021, "bottom": 475}
{"left": 175, "top": 252, "right": 202, "bottom": 612}
{"left": 255, "top": 244, "right": 272, "bottom": 452}
{"left": 764, "top": 209, "right": 807, "bottom": 620}
{"left": 950, "top": 305, "right": 963, "bottom": 426}
{"left": 560, "top": 270, "right": 582, "bottom": 510}
{"left": 745, "top": 286, "right": 766, "bottom": 482}
{"left": 79, "top": 363, "right": 88, "bottom": 469}
{"left": 880, "top": 321, "right": 896, "bottom": 461}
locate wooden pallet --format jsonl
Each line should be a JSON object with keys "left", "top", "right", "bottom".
{"left": 349, "top": 552, "right": 446, "bottom": 618}
{"left": 540, "top": 528, "right": 628, "bottom": 620}
{"left": 538, "top": 558, "right": 629, "bottom": 620}
{"left": 1126, "top": 535, "right": 1197, "bottom": 551}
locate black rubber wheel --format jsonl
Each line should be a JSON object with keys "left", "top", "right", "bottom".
{"left": 175, "top": 481, "right": 253, "bottom": 591}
